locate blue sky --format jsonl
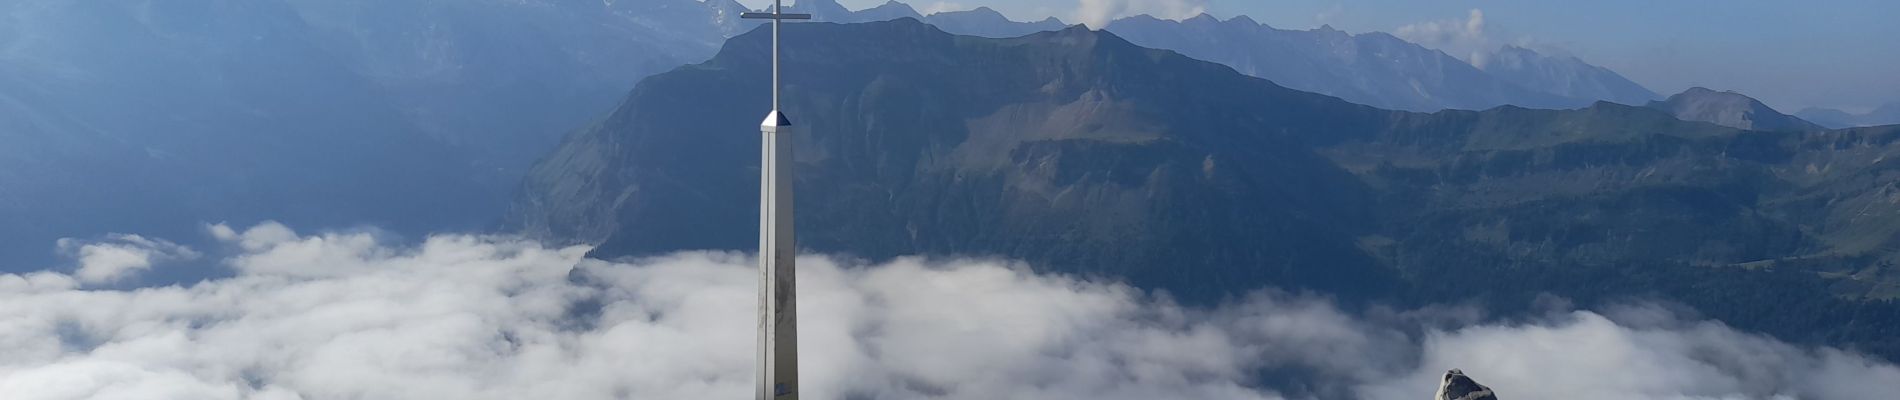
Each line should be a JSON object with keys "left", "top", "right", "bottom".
{"left": 745, "top": 0, "right": 1900, "bottom": 112}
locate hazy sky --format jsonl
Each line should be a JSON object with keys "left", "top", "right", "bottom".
{"left": 747, "top": 0, "right": 1900, "bottom": 112}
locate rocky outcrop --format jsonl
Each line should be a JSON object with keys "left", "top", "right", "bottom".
{"left": 1434, "top": 369, "right": 1499, "bottom": 400}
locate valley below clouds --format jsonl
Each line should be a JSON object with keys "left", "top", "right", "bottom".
{"left": 2, "top": 223, "right": 1896, "bottom": 400}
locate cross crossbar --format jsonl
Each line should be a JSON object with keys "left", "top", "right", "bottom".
{"left": 740, "top": 12, "right": 811, "bottom": 20}
{"left": 738, "top": 1, "right": 810, "bottom": 112}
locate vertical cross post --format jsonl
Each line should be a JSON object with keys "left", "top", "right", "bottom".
{"left": 741, "top": 3, "right": 809, "bottom": 400}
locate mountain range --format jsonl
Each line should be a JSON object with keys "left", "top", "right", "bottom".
{"left": 1484, "top": 45, "right": 1660, "bottom": 106}
{"left": 0, "top": 0, "right": 1672, "bottom": 272}
{"left": 791, "top": 0, "right": 1661, "bottom": 112}
{"left": 1798, "top": 103, "right": 1900, "bottom": 129}
{"left": 1105, "top": 15, "right": 1602, "bottom": 112}
{"left": 509, "top": 20, "right": 1900, "bottom": 360}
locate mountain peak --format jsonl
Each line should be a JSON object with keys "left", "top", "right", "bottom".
{"left": 914, "top": 3, "right": 1068, "bottom": 38}
{"left": 1648, "top": 87, "right": 1822, "bottom": 131}
{"left": 1435, "top": 369, "right": 1500, "bottom": 400}
{"left": 1226, "top": 15, "right": 1260, "bottom": 27}
{"left": 1678, "top": 86, "right": 1730, "bottom": 97}
{"left": 1665, "top": 87, "right": 1765, "bottom": 107}
{"left": 851, "top": 0, "right": 922, "bottom": 21}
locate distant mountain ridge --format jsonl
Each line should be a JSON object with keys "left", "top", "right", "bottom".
{"left": 1798, "top": 102, "right": 1900, "bottom": 129}
{"left": 776, "top": 0, "right": 1659, "bottom": 112}
{"left": 1483, "top": 45, "right": 1659, "bottom": 106}
{"left": 1105, "top": 14, "right": 1586, "bottom": 111}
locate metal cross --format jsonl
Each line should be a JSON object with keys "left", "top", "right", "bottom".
{"left": 741, "top": 2, "right": 810, "bottom": 400}
{"left": 741, "top": 1, "right": 811, "bottom": 112}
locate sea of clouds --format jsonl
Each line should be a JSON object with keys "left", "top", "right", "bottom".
{"left": 3, "top": 222, "right": 1897, "bottom": 399}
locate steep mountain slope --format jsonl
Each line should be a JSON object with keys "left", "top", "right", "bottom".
{"left": 512, "top": 20, "right": 1900, "bottom": 358}
{"left": 1483, "top": 45, "right": 1658, "bottom": 106}
{"left": 1647, "top": 87, "right": 1824, "bottom": 131}
{"left": 511, "top": 20, "right": 1404, "bottom": 298}
{"left": 279, "top": 0, "right": 744, "bottom": 172}
{"left": 1104, "top": 15, "right": 1588, "bottom": 112}
{"left": 0, "top": 0, "right": 491, "bottom": 268}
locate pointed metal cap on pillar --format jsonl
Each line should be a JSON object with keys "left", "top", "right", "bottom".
{"left": 761, "top": 110, "right": 794, "bottom": 133}
{"left": 760, "top": 109, "right": 790, "bottom": 126}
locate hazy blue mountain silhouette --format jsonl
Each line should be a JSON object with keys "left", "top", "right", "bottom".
{"left": 1798, "top": 102, "right": 1900, "bottom": 128}
{"left": 781, "top": 2, "right": 1654, "bottom": 112}
{"left": 1484, "top": 45, "right": 1658, "bottom": 106}
{"left": 0, "top": 0, "right": 739, "bottom": 273}
{"left": 1104, "top": 14, "right": 1588, "bottom": 112}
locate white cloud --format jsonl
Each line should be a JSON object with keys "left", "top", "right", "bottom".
{"left": 1394, "top": 9, "right": 1499, "bottom": 67}
{"left": 54, "top": 234, "right": 199, "bottom": 284}
{"left": 1315, "top": 3, "right": 1345, "bottom": 25}
{"left": 1075, "top": 0, "right": 1208, "bottom": 28}
{"left": 2, "top": 223, "right": 1897, "bottom": 399}
{"left": 916, "top": 2, "right": 969, "bottom": 15}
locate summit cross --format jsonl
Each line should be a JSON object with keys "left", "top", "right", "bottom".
{"left": 740, "top": 2, "right": 810, "bottom": 400}
{"left": 741, "top": 1, "right": 811, "bottom": 111}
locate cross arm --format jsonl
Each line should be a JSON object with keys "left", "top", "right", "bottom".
{"left": 741, "top": 12, "right": 812, "bottom": 20}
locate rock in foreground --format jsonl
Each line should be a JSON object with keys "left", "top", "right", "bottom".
{"left": 1434, "top": 369, "right": 1498, "bottom": 400}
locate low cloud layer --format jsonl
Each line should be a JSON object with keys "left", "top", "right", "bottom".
{"left": 54, "top": 234, "right": 199, "bottom": 284}
{"left": 3, "top": 222, "right": 1897, "bottom": 399}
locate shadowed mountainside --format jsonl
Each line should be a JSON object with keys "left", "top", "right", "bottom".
{"left": 510, "top": 20, "right": 1900, "bottom": 359}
